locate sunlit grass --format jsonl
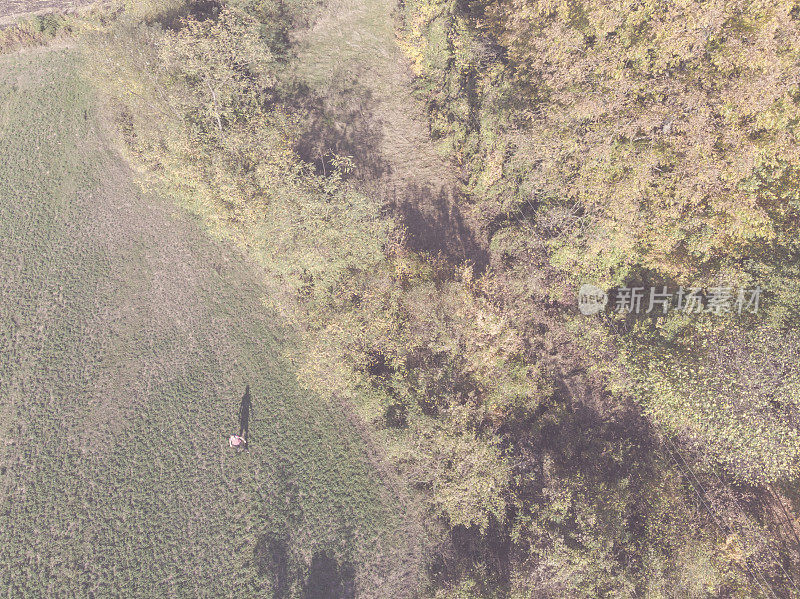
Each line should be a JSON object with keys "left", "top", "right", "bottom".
{"left": 0, "top": 48, "right": 406, "bottom": 596}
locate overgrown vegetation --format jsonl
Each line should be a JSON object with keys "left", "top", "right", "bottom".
{"left": 397, "top": 0, "right": 800, "bottom": 595}
{"left": 4, "top": 0, "right": 797, "bottom": 596}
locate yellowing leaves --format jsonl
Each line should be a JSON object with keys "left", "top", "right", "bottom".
{"left": 429, "top": 430, "right": 511, "bottom": 533}
{"left": 397, "top": 0, "right": 442, "bottom": 76}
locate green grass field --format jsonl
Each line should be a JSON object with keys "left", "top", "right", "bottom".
{"left": 0, "top": 48, "right": 416, "bottom": 597}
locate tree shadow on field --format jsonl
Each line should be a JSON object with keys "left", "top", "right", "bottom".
{"left": 253, "top": 537, "right": 355, "bottom": 599}
{"left": 303, "top": 551, "right": 355, "bottom": 599}
{"left": 254, "top": 535, "right": 290, "bottom": 598}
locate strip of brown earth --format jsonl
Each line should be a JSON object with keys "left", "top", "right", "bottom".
{"left": 0, "top": 0, "right": 98, "bottom": 27}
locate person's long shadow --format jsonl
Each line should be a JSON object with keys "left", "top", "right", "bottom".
{"left": 238, "top": 384, "right": 252, "bottom": 441}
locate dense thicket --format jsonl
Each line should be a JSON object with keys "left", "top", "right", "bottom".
{"left": 399, "top": 0, "right": 800, "bottom": 483}
{"left": 398, "top": 0, "right": 800, "bottom": 595}
{"left": 78, "top": 0, "right": 800, "bottom": 596}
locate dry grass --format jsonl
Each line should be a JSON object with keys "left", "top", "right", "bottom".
{"left": 294, "top": 0, "right": 487, "bottom": 267}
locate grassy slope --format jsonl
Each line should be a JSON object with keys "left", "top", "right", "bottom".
{"left": 0, "top": 48, "right": 414, "bottom": 597}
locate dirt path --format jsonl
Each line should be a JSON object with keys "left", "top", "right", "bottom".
{"left": 295, "top": 0, "right": 488, "bottom": 268}
{"left": 0, "top": 0, "right": 97, "bottom": 26}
